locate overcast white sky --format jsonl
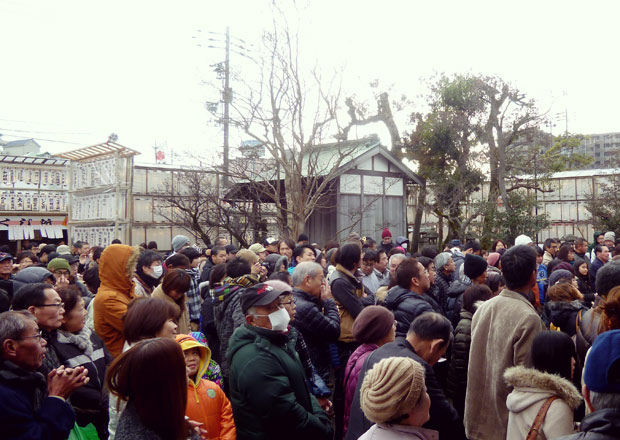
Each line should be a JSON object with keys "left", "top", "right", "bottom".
{"left": 1, "top": 0, "right": 618, "bottom": 164}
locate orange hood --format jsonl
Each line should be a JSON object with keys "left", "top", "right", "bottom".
{"left": 98, "top": 244, "right": 140, "bottom": 295}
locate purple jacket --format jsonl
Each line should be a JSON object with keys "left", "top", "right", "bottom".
{"left": 343, "top": 343, "right": 378, "bottom": 437}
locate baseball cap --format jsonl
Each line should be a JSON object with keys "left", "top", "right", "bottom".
{"left": 240, "top": 283, "right": 285, "bottom": 314}
{"left": 584, "top": 329, "right": 620, "bottom": 393}
{"left": 225, "top": 244, "right": 238, "bottom": 254}
{"left": 58, "top": 254, "right": 79, "bottom": 265}
{"left": 249, "top": 243, "right": 266, "bottom": 254}
{"left": 262, "top": 237, "right": 277, "bottom": 246}
{"left": 0, "top": 252, "right": 13, "bottom": 263}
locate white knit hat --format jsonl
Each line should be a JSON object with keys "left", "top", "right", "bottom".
{"left": 360, "top": 356, "right": 426, "bottom": 423}
{"left": 514, "top": 234, "right": 533, "bottom": 247}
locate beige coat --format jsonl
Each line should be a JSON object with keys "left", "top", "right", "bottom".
{"left": 151, "top": 284, "right": 190, "bottom": 335}
{"left": 504, "top": 366, "right": 581, "bottom": 440}
{"left": 464, "top": 289, "right": 545, "bottom": 440}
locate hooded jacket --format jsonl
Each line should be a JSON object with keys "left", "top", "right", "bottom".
{"left": 226, "top": 324, "right": 332, "bottom": 440}
{"left": 151, "top": 284, "right": 190, "bottom": 335}
{"left": 212, "top": 274, "right": 258, "bottom": 377}
{"left": 504, "top": 366, "right": 581, "bottom": 440}
{"left": 343, "top": 342, "right": 378, "bottom": 437}
{"left": 542, "top": 300, "right": 588, "bottom": 336}
{"left": 176, "top": 334, "right": 235, "bottom": 440}
{"left": 11, "top": 267, "right": 55, "bottom": 293}
{"left": 384, "top": 286, "right": 434, "bottom": 338}
{"left": 93, "top": 245, "right": 140, "bottom": 357}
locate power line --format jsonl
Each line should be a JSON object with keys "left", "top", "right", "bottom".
{"left": 0, "top": 133, "right": 83, "bottom": 146}
{"left": 0, "top": 126, "right": 90, "bottom": 135}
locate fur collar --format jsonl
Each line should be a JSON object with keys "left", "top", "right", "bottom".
{"left": 504, "top": 365, "right": 582, "bottom": 410}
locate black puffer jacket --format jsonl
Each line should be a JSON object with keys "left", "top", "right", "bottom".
{"left": 446, "top": 308, "right": 474, "bottom": 419}
{"left": 446, "top": 279, "right": 471, "bottom": 327}
{"left": 434, "top": 271, "right": 452, "bottom": 314}
{"left": 291, "top": 288, "right": 340, "bottom": 382}
{"left": 542, "top": 300, "right": 589, "bottom": 336}
{"left": 384, "top": 286, "right": 434, "bottom": 338}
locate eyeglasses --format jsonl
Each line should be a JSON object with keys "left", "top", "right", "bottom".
{"left": 20, "top": 330, "right": 43, "bottom": 342}
{"left": 280, "top": 300, "right": 294, "bottom": 306}
{"left": 38, "top": 302, "right": 65, "bottom": 309}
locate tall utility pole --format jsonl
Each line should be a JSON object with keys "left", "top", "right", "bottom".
{"left": 222, "top": 27, "right": 231, "bottom": 188}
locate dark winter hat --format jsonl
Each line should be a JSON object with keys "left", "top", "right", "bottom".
{"left": 240, "top": 283, "right": 285, "bottom": 314}
{"left": 225, "top": 244, "right": 238, "bottom": 255}
{"left": 352, "top": 306, "right": 395, "bottom": 344}
{"left": 548, "top": 269, "right": 573, "bottom": 287}
{"left": 464, "top": 254, "right": 487, "bottom": 280}
{"left": 583, "top": 329, "right": 620, "bottom": 393}
{"left": 297, "top": 234, "right": 309, "bottom": 242}
{"left": 58, "top": 254, "right": 79, "bottom": 265}
{"left": 449, "top": 239, "right": 462, "bottom": 249}
{"left": 381, "top": 228, "right": 392, "bottom": 239}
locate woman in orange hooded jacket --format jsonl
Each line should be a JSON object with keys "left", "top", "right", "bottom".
{"left": 176, "top": 334, "right": 236, "bottom": 440}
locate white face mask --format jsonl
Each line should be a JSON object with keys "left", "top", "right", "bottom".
{"left": 149, "top": 265, "right": 163, "bottom": 279}
{"left": 259, "top": 307, "right": 290, "bottom": 332}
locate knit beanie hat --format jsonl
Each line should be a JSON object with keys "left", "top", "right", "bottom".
{"left": 434, "top": 252, "right": 452, "bottom": 271}
{"left": 361, "top": 356, "right": 426, "bottom": 424}
{"left": 56, "top": 245, "right": 71, "bottom": 255}
{"left": 171, "top": 235, "right": 190, "bottom": 252}
{"left": 487, "top": 252, "right": 501, "bottom": 268}
{"left": 514, "top": 234, "right": 533, "bottom": 247}
{"left": 604, "top": 231, "right": 616, "bottom": 242}
{"left": 464, "top": 254, "right": 487, "bottom": 280}
{"left": 47, "top": 257, "right": 71, "bottom": 272}
{"left": 548, "top": 269, "right": 573, "bottom": 287}
{"left": 382, "top": 228, "right": 392, "bottom": 239}
{"left": 352, "top": 306, "right": 395, "bottom": 344}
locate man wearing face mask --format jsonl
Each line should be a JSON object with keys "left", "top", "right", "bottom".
{"left": 227, "top": 283, "right": 333, "bottom": 440}
{"left": 133, "top": 250, "right": 164, "bottom": 297}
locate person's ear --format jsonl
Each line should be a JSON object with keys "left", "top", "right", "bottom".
{"left": 583, "top": 384, "right": 595, "bottom": 413}
{"left": 245, "top": 315, "right": 254, "bottom": 326}
{"left": 429, "top": 338, "right": 443, "bottom": 356}
{"left": 2, "top": 339, "right": 18, "bottom": 358}
{"left": 27, "top": 305, "right": 37, "bottom": 316}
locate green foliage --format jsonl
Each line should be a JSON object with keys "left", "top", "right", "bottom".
{"left": 545, "top": 133, "right": 593, "bottom": 172}
{"left": 403, "top": 75, "right": 486, "bottom": 241}
{"left": 476, "top": 191, "right": 549, "bottom": 247}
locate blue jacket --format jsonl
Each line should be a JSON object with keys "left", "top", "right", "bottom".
{"left": 384, "top": 286, "right": 434, "bottom": 338}
{"left": 0, "top": 359, "right": 75, "bottom": 440}
{"left": 589, "top": 257, "right": 605, "bottom": 287}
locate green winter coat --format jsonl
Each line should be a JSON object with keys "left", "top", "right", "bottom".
{"left": 226, "top": 324, "right": 333, "bottom": 440}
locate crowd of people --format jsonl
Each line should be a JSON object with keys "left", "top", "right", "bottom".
{"left": 0, "top": 228, "right": 619, "bottom": 439}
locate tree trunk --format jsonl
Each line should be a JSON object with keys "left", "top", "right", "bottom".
{"left": 411, "top": 183, "right": 426, "bottom": 253}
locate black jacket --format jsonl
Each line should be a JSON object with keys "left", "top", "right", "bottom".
{"left": 555, "top": 408, "right": 620, "bottom": 439}
{"left": 434, "top": 271, "right": 452, "bottom": 314}
{"left": 291, "top": 288, "right": 340, "bottom": 381}
{"left": 446, "top": 279, "right": 471, "bottom": 327}
{"left": 50, "top": 328, "right": 111, "bottom": 413}
{"left": 384, "top": 286, "right": 434, "bottom": 338}
{"left": 446, "top": 309, "right": 473, "bottom": 419}
{"left": 345, "top": 337, "right": 465, "bottom": 440}
{"left": 0, "top": 359, "right": 75, "bottom": 440}
{"left": 542, "top": 300, "right": 589, "bottom": 337}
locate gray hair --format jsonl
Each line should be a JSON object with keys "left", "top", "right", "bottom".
{"left": 434, "top": 252, "right": 453, "bottom": 271}
{"left": 291, "top": 262, "right": 323, "bottom": 287}
{"left": 590, "top": 390, "right": 620, "bottom": 410}
{"left": 388, "top": 253, "right": 407, "bottom": 267}
{"left": 0, "top": 311, "right": 36, "bottom": 356}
